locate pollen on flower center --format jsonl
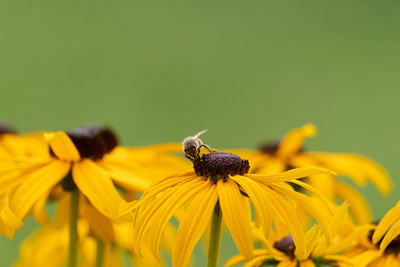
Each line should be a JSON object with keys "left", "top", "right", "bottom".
{"left": 192, "top": 152, "right": 250, "bottom": 182}
{"left": 0, "top": 122, "right": 15, "bottom": 135}
{"left": 274, "top": 235, "right": 296, "bottom": 258}
{"left": 66, "top": 126, "right": 118, "bottom": 160}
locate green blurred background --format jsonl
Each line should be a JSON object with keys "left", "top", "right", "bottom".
{"left": 1, "top": 0, "right": 400, "bottom": 266}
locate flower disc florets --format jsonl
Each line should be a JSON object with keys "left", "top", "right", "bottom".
{"left": 65, "top": 126, "right": 118, "bottom": 160}
{"left": 192, "top": 152, "right": 250, "bottom": 182}
{"left": 274, "top": 235, "right": 296, "bottom": 258}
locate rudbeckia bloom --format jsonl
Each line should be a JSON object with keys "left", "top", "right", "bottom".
{"left": 225, "top": 204, "right": 369, "bottom": 267}
{"left": 0, "top": 125, "right": 189, "bottom": 237}
{"left": 233, "top": 124, "right": 391, "bottom": 224}
{"left": 129, "top": 143, "right": 336, "bottom": 267}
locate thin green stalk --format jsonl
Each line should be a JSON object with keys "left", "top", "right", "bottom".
{"left": 68, "top": 189, "right": 80, "bottom": 267}
{"left": 95, "top": 239, "right": 105, "bottom": 267}
{"left": 207, "top": 202, "right": 222, "bottom": 267}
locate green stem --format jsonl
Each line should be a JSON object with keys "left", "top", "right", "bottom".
{"left": 68, "top": 189, "right": 79, "bottom": 267}
{"left": 95, "top": 239, "right": 105, "bottom": 267}
{"left": 207, "top": 202, "right": 222, "bottom": 267}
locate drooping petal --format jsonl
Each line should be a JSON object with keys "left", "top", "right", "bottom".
{"left": 44, "top": 131, "right": 80, "bottom": 161}
{"left": 270, "top": 182, "right": 332, "bottom": 243}
{"left": 134, "top": 177, "right": 209, "bottom": 257}
{"left": 232, "top": 175, "right": 272, "bottom": 238}
{"left": 245, "top": 167, "right": 335, "bottom": 184}
{"left": 262, "top": 185, "right": 306, "bottom": 259}
{"left": 32, "top": 190, "right": 51, "bottom": 225}
{"left": 72, "top": 159, "right": 124, "bottom": 220}
{"left": 173, "top": 183, "right": 218, "bottom": 267}
{"left": 379, "top": 219, "right": 400, "bottom": 253}
{"left": 96, "top": 160, "right": 153, "bottom": 192}
{"left": 9, "top": 160, "right": 70, "bottom": 220}
{"left": 80, "top": 200, "right": 114, "bottom": 242}
{"left": 373, "top": 201, "right": 400, "bottom": 244}
{"left": 218, "top": 178, "right": 253, "bottom": 259}
{"left": 276, "top": 124, "right": 316, "bottom": 160}
{"left": 334, "top": 180, "right": 372, "bottom": 224}
{"left": 304, "top": 152, "right": 391, "bottom": 196}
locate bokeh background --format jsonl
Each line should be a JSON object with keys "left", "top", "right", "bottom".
{"left": 1, "top": 0, "right": 400, "bottom": 266}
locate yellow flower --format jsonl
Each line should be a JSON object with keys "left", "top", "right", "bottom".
{"left": 0, "top": 126, "right": 189, "bottom": 238}
{"left": 232, "top": 124, "right": 391, "bottom": 224}
{"left": 129, "top": 149, "right": 336, "bottom": 267}
{"left": 225, "top": 204, "right": 370, "bottom": 267}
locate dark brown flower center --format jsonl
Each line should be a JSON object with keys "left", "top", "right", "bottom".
{"left": 0, "top": 122, "right": 15, "bottom": 135}
{"left": 65, "top": 126, "right": 118, "bottom": 160}
{"left": 259, "top": 140, "right": 281, "bottom": 155}
{"left": 274, "top": 235, "right": 296, "bottom": 258}
{"left": 192, "top": 152, "right": 250, "bottom": 182}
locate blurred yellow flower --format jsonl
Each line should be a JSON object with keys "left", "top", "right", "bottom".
{"left": 0, "top": 126, "right": 189, "bottom": 238}
{"left": 232, "top": 123, "right": 391, "bottom": 224}
{"left": 127, "top": 150, "right": 336, "bottom": 267}
{"left": 13, "top": 194, "right": 175, "bottom": 267}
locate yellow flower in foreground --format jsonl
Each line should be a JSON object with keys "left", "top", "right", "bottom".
{"left": 0, "top": 126, "right": 188, "bottom": 238}
{"left": 129, "top": 150, "right": 336, "bottom": 267}
{"left": 225, "top": 204, "right": 369, "bottom": 267}
{"left": 232, "top": 124, "right": 391, "bottom": 224}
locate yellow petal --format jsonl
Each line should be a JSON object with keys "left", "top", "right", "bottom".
{"left": 96, "top": 160, "right": 152, "bottom": 192}
{"left": 224, "top": 250, "right": 270, "bottom": 267}
{"left": 373, "top": 201, "right": 400, "bottom": 243}
{"left": 305, "top": 152, "right": 391, "bottom": 196}
{"left": 289, "top": 179, "right": 335, "bottom": 214}
{"left": 277, "top": 124, "right": 316, "bottom": 160}
{"left": 334, "top": 180, "right": 372, "bottom": 224}
{"left": 232, "top": 175, "right": 272, "bottom": 238}
{"left": 134, "top": 177, "right": 208, "bottom": 257}
{"left": 245, "top": 167, "right": 335, "bottom": 183}
{"left": 80, "top": 200, "right": 114, "bottom": 242}
{"left": 44, "top": 131, "right": 80, "bottom": 161}
{"left": 270, "top": 183, "right": 332, "bottom": 243}
{"left": 277, "top": 260, "right": 298, "bottom": 267}
{"left": 10, "top": 160, "right": 70, "bottom": 220}
{"left": 243, "top": 255, "right": 272, "bottom": 267}
{"left": 262, "top": 185, "right": 306, "bottom": 259}
{"left": 299, "top": 259, "right": 316, "bottom": 267}
{"left": 33, "top": 190, "right": 50, "bottom": 225}
{"left": 379, "top": 219, "right": 400, "bottom": 253}
{"left": 72, "top": 159, "right": 124, "bottom": 220}
{"left": 1, "top": 205, "right": 23, "bottom": 239}
{"left": 218, "top": 179, "right": 253, "bottom": 259}
{"left": 173, "top": 183, "right": 218, "bottom": 267}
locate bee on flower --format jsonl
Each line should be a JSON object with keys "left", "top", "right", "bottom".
{"left": 123, "top": 130, "right": 337, "bottom": 267}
